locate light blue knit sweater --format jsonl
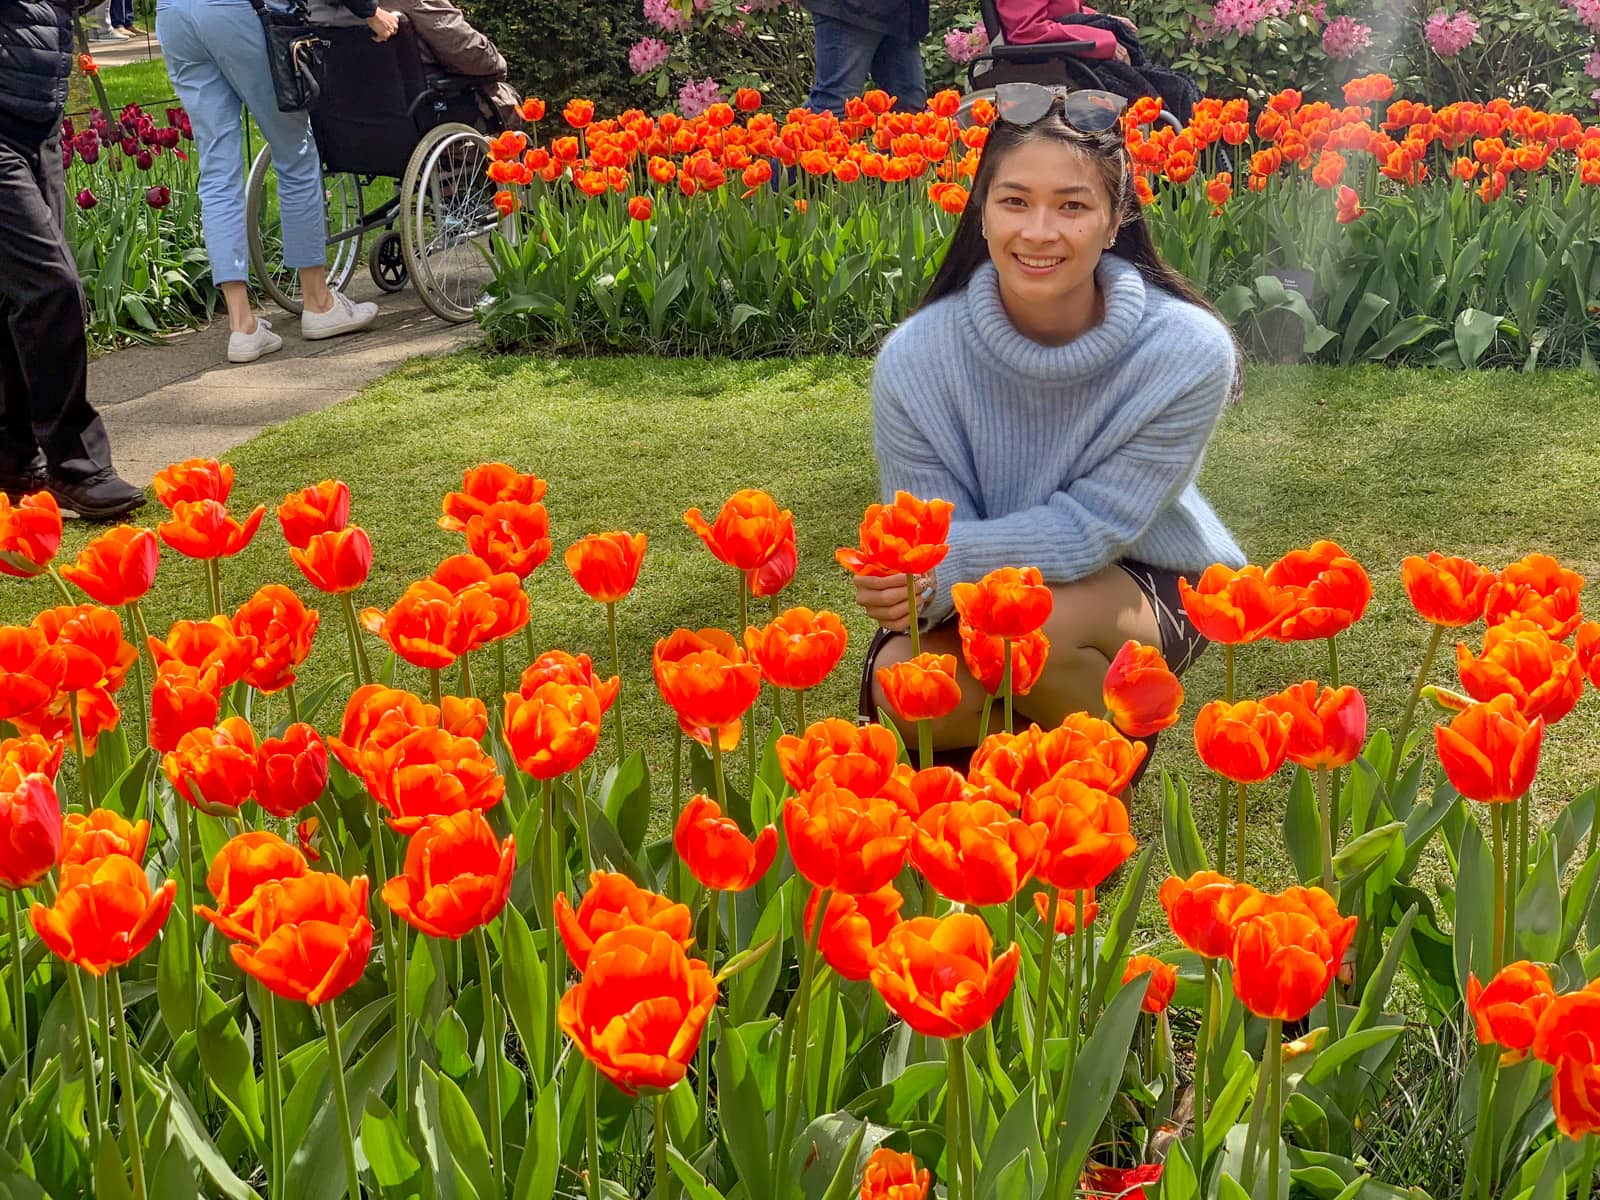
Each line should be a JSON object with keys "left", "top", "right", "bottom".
{"left": 871, "top": 253, "right": 1247, "bottom": 628}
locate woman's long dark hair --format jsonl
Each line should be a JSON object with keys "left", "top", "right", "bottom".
{"left": 919, "top": 106, "right": 1245, "bottom": 397}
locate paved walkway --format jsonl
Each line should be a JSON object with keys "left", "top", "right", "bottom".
{"left": 90, "top": 277, "right": 482, "bottom": 487}
{"left": 81, "top": 32, "right": 163, "bottom": 70}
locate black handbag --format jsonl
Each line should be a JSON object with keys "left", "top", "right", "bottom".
{"left": 248, "top": 0, "right": 327, "bottom": 113}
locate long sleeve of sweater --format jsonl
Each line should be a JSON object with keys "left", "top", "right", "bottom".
{"left": 992, "top": 0, "right": 1119, "bottom": 57}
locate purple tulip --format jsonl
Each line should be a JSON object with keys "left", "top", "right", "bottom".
{"left": 76, "top": 188, "right": 98, "bottom": 210}
{"left": 135, "top": 150, "right": 153, "bottom": 170}
{"left": 144, "top": 185, "right": 170, "bottom": 209}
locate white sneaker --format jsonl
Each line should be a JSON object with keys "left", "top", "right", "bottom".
{"left": 228, "top": 318, "right": 283, "bottom": 363}
{"left": 107, "top": 27, "right": 132, "bottom": 37}
{"left": 300, "top": 290, "right": 379, "bottom": 340}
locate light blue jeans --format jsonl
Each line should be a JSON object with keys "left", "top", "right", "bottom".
{"left": 156, "top": 0, "right": 326, "bottom": 283}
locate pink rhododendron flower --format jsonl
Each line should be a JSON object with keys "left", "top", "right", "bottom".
{"left": 1573, "top": 0, "right": 1600, "bottom": 32}
{"left": 629, "top": 36, "right": 671, "bottom": 74}
{"left": 1322, "top": 14, "right": 1372, "bottom": 57}
{"left": 643, "top": 0, "right": 689, "bottom": 34}
{"left": 943, "top": 22, "right": 990, "bottom": 63}
{"left": 678, "top": 76, "right": 722, "bottom": 119}
{"left": 1424, "top": 8, "right": 1479, "bottom": 56}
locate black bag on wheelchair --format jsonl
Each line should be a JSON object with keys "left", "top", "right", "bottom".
{"left": 249, "top": 0, "right": 327, "bottom": 114}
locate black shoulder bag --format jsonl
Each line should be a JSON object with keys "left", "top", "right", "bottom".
{"left": 248, "top": 0, "right": 327, "bottom": 113}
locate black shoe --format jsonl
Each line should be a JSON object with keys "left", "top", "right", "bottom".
{"left": 46, "top": 470, "right": 147, "bottom": 521}
{"left": 0, "top": 460, "right": 47, "bottom": 504}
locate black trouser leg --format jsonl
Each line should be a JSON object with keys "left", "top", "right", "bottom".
{"left": 0, "top": 132, "right": 114, "bottom": 483}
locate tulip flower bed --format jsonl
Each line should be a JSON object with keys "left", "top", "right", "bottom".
{"left": 481, "top": 79, "right": 1600, "bottom": 368}
{"left": 6, "top": 436, "right": 1600, "bottom": 1200}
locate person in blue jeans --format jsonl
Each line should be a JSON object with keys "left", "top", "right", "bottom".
{"left": 156, "top": 0, "right": 395, "bottom": 362}
{"left": 801, "top": 0, "right": 928, "bottom": 115}
{"left": 109, "top": 0, "right": 137, "bottom": 35}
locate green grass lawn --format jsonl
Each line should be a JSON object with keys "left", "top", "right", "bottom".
{"left": 70, "top": 58, "right": 177, "bottom": 116}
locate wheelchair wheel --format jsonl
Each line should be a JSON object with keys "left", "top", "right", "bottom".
{"left": 369, "top": 231, "right": 409, "bottom": 292}
{"left": 399, "top": 122, "right": 499, "bottom": 324}
{"left": 245, "top": 144, "right": 363, "bottom": 315}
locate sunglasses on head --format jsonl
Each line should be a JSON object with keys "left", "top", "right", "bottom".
{"left": 992, "top": 85, "right": 1128, "bottom": 133}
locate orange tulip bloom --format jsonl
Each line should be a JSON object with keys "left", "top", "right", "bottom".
{"left": 360, "top": 580, "right": 473, "bottom": 669}
{"left": 1034, "top": 887, "right": 1098, "bottom": 934}
{"left": 834, "top": 491, "right": 954, "bottom": 577}
{"left": 439, "top": 463, "right": 548, "bottom": 533}
{"left": 1101, "top": 640, "right": 1183, "bottom": 738}
{"left": 1228, "top": 886, "right": 1356, "bottom": 1021}
{"left": 431, "top": 554, "right": 530, "bottom": 648}
{"left": 229, "top": 873, "right": 373, "bottom": 1005}
{"left": 969, "top": 717, "right": 1147, "bottom": 810}
{"left": 673, "top": 794, "right": 777, "bottom": 892}
{"left": 0, "top": 625, "right": 64, "bottom": 720}
{"left": 371, "top": 728, "right": 505, "bottom": 834}
{"left": 254, "top": 723, "right": 328, "bottom": 819}
{"left": 1177, "top": 564, "right": 1296, "bottom": 644}
{"left": 153, "top": 458, "right": 233, "bottom": 508}
{"left": 0, "top": 773, "right": 61, "bottom": 889}
{"left": 148, "top": 615, "right": 252, "bottom": 690}
{"left": 0, "top": 734, "right": 63, "bottom": 786}
{"left": 163, "top": 717, "right": 257, "bottom": 816}
{"left": 1467, "top": 960, "right": 1556, "bottom": 1058}
{"left": 60, "top": 808, "right": 149, "bottom": 868}
{"left": 31, "top": 854, "right": 175, "bottom": 974}
{"left": 1024, "top": 776, "right": 1137, "bottom": 891}
{"left": 0, "top": 491, "right": 63, "bottom": 578}
{"left": 157, "top": 499, "right": 266, "bottom": 560}
{"left": 34, "top": 603, "right": 138, "bottom": 692}
{"left": 559, "top": 925, "right": 717, "bottom": 1095}
{"left": 148, "top": 661, "right": 222, "bottom": 753}
{"left": 555, "top": 871, "right": 694, "bottom": 972}
{"left": 743, "top": 608, "right": 848, "bottom": 691}
{"left": 1401, "top": 552, "right": 1494, "bottom": 627}
{"left": 231, "top": 584, "right": 318, "bottom": 694}
{"left": 1159, "top": 870, "right": 1257, "bottom": 959}
{"left": 194, "top": 831, "right": 310, "bottom": 940}
{"left": 503, "top": 682, "right": 602, "bottom": 779}
{"left": 784, "top": 779, "right": 913, "bottom": 896}
{"left": 564, "top": 531, "right": 648, "bottom": 603}
{"left": 952, "top": 566, "right": 1053, "bottom": 640}
{"left": 870, "top": 911, "right": 1020, "bottom": 1038}
{"left": 1532, "top": 990, "right": 1600, "bottom": 1139}
{"left": 60, "top": 524, "right": 159, "bottom": 606}
{"left": 748, "top": 521, "right": 799, "bottom": 599}
{"left": 803, "top": 884, "right": 904, "bottom": 981}
{"left": 520, "top": 649, "right": 619, "bottom": 713}
{"left": 776, "top": 718, "right": 898, "bottom": 791}
{"left": 1266, "top": 540, "right": 1372, "bottom": 641}
{"left": 1435, "top": 693, "right": 1543, "bottom": 804}
{"left": 1457, "top": 619, "right": 1584, "bottom": 724}
{"left": 442, "top": 695, "right": 488, "bottom": 741}
{"left": 1193, "top": 699, "right": 1293, "bottom": 784}
{"left": 275, "top": 480, "right": 350, "bottom": 550}
{"left": 910, "top": 797, "right": 1041, "bottom": 906}
{"left": 464, "top": 501, "right": 551, "bottom": 579}
{"left": 382, "top": 810, "right": 515, "bottom": 939}
{"left": 959, "top": 623, "right": 1050, "bottom": 697}
{"left": 859, "top": 1147, "right": 930, "bottom": 1200}
{"left": 1261, "top": 681, "right": 1368, "bottom": 770}
{"left": 289, "top": 526, "right": 372, "bottom": 595}
{"left": 1484, "top": 553, "right": 1584, "bottom": 640}
{"left": 653, "top": 627, "right": 762, "bottom": 732}
{"left": 682, "top": 489, "right": 794, "bottom": 572}
{"left": 1123, "top": 954, "right": 1178, "bottom": 1014}
{"left": 877, "top": 653, "right": 962, "bottom": 723}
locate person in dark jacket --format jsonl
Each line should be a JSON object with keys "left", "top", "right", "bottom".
{"left": 0, "top": 0, "right": 146, "bottom": 515}
{"left": 801, "top": 0, "right": 929, "bottom": 116}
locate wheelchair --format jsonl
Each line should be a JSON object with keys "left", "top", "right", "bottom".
{"left": 244, "top": 19, "right": 503, "bottom": 323}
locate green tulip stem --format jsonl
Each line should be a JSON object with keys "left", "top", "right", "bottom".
{"left": 543, "top": 779, "right": 562, "bottom": 1075}
{"left": 1466, "top": 1046, "right": 1500, "bottom": 1200}
{"left": 1315, "top": 766, "right": 1337, "bottom": 894}
{"left": 46, "top": 565, "right": 75, "bottom": 605}
{"left": 108, "top": 970, "right": 146, "bottom": 1200}
{"left": 321, "top": 1000, "right": 361, "bottom": 1200}
{"left": 1192, "top": 957, "right": 1215, "bottom": 1187}
{"left": 258, "top": 984, "right": 286, "bottom": 1200}
{"left": 67, "top": 966, "right": 102, "bottom": 1141}
{"left": 207, "top": 558, "right": 223, "bottom": 618}
{"left": 6, "top": 892, "right": 27, "bottom": 1090}
{"left": 394, "top": 921, "right": 410, "bottom": 1139}
{"left": 1265, "top": 1018, "right": 1284, "bottom": 1195}
{"left": 286, "top": 680, "right": 301, "bottom": 726}
{"left": 1575, "top": 1132, "right": 1597, "bottom": 1200}
{"left": 1001, "top": 639, "right": 1014, "bottom": 735}
{"left": 796, "top": 687, "right": 808, "bottom": 733}
{"left": 429, "top": 667, "right": 443, "bottom": 709}
{"left": 1031, "top": 889, "right": 1061, "bottom": 1120}
{"left": 816, "top": 969, "right": 840, "bottom": 1113}
{"left": 1392, "top": 623, "right": 1445, "bottom": 789}
{"left": 1491, "top": 803, "right": 1507, "bottom": 974}
{"left": 338, "top": 592, "right": 371, "bottom": 686}
{"left": 67, "top": 693, "right": 89, "bottom": 812}
{"left": 606, "top": 602, "right": 626, "bottom": 761}
{"left": 473, "top": 928, "right": 505, "bottom": 1193}
{"left": 459, "top": 651, "right": 475, "bottom": 700}
{"left": 586, "top": 1060, "right": 602, "bottom": 1200}
{"left": 773, "top": 885, "right": 830, "bottom": 1184}
{"left": 178, "top": 805, "right": 200, "bottom": 1029}
{"left": 1326, "top": 634, "right": 1341, "bottom": 688}
{"left": 654, "top": 1091, "right": 673, "bottom": 1200}
{"left": 571, "top": 765, "right": 594, "bottom": 877}
{"left": 670, "top": 730, "right": 684, "bottom": 902}
{"left": 698, "top": 888, "right": 719, "bottom": 1115}
{"left": 906, "top": 578, "right": 922, "bottom": 658}
{"left": 1234, "top": 782, "right": 1249, "bottom": 882}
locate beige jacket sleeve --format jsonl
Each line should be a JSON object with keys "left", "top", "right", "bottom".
{"left": 392, "top": 0, "right": 507, "bottom": 79}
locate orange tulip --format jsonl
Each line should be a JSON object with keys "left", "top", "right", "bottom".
{"left": 959, "top": 623, "right": 1050, "bottom": 696}
{"left": 520, "top": 650, "right": 619, "bottom": 713}
{"left": 673, "top": 794, "right": 777, "bottom": 892}
{"left": 147, "top": 661, "right": 222, "bottom": 753}
{"left": 1434, "top": 694, "right": 1542, "bottom": 804}
{"left": 194, "top": 831, "right": 309, "bottom": 941}
{"left": 10, "top": 686, "right": 117, "bottom": 755}
{"left": 1261, "top": 681, "right": 1368, "bottom": 770}
{"left": 329, "top": 684, "right": 434, "bottom": 764}
{"left": 229, "top": 873, "right": 373, "bottom": 1005}
{"left": 776, "top": 718, "right": 910, "bottom": 804}
{"left": 254, "top": 723, "right": 328, "bottom": 818}
{"left": 1158, "top": 870, "right": 1258, "bottom": 959}
{"left": 1265, "top": 540, "right": 1372, "bottom": 641}
{"left": 442, "top": 695, "right": 488, "bottom": 741}
{"left": 0, "top": 492, "right": 62, "bottom": 578}
{"left": 503, "top": 682, "right": 602, "bottom": 779}
{"left": 1024, "top": 776, "right": 1137, "bottom": 891}
{"left": 1033, "top": 887, "right": 1098, "bottom": 934}
{"left": 439, "top": 463, "right": 547, "bottom": 532}
{"left": 564, "top": 531, "right": 648, "bottom": 603}
{"left": 0, "top": 773, "right": 61, "bottom": 889}
{"left": 785, "top": 779, "right": 913, "bottom": 896}
{"left": 275, "top": 480, "right": 350, "bottom": 550}
{"left": 859, "top": 1147, "right": 930, "bottom": 1200}
{"left": 431, "top": 554, "right": 530, "bottom": 648}
{"left": 148, "top": 615, "right": 252, "bottom": 690}
{"left": 60, "top": 808, "right": 149, "bottom": 868}
{"left": 31, "top": 854, "right": 176, "bottom": 975}
{"left": 1467, "top": 960, "right": 1556, "bottom": 1058}
{"left": 910, "top": 797, "right": 1041, "bottom": 906}
{"left": 682, "top": 489, "right": 794, "bottom": 572}
{"left": 743, "top": 608, "right": 848, "bottom": 691}
{"left": 34, "top": 603, "right": 138, "bottom": 692}
{"left": 232, "top": 584, "right": 319, "bottom": 693}
{"left": 370, "top": 728, "right": 505, "bottom": 834}
{"left": 0, "top": 625, "right": 65, "bottom": 720}
{"left": 969, "top": 717, "right": 1147, "bottom": 809}
{"left": 157, "top": 499, "right": 267, "bottom": 559}
{"left": 870, "top": 911, "right": 1020, "bottom": 1038}
{"left": 382, "top": 810, "right": 515, "bottom": 939}
{"left": 1484, "top": 553, "right": 1584, "bottom": 640}
{"left": 803, "top": 884, "right": 904, "bottom": 981}
{"left": 464, "top": 501, "right": 551, "bottom": 579}
{"left": 0, "top": 734, "right": 64, "bottom": 785}
{"left": 952, "top": 566, "right": 1053, "bottom": 639}
{"left": 360, "top": 580, "right": 473, "bottom": 669}
{"left": 877, "top": 653, "right": 962, "bottom": 723}
{"left": 60, "top": 524, "right": 159, "bottom": 606}
{"left": 153, "top": 458, "right": 232, "bottom": 508}
{"left": 834, "top": 491, "right": 953, "bottom": 577}
{"left": 747, "top": 523, "right": 797, "bottom": 599}
{"left": 1177, "top": 564, "right": 1296, "bottom": 644}
{"left": 1401, "top": 552, "right": 1493, "bottom": 627}
{"left": 1532, "top": 990, "right": 1600, "bottom": 1139}
{"left": 289, "top": 525, "right": 372, "bottom": 594}
{"left": 1193, "top": 699, "right": 1293, "bottom": 784}
{"left": 163, "top": 717, "right": 257, "bottom": 816}
{"left": 559, "top": 926, "right": 717, "bottom": 1095}
{"left": 563, "top": 98, "right": 594, "bottom": 128}
{"left": 1101, "top": 640, "right": 1183, "bottom": 738}
{"left": 1228, "top": 886, "right": 1356, "bottom": 1021}
{"left": 1457, "top": 619, "right": 1584, "bottom": 724}
{"left": 1123, "top": 954, "right": 1178, "bottom": 1013}
{"left": 555, "top": 871, "right": 694, "bottom": 972}
{"left": 653, "top": 627, "right": 762, "bottom": 732}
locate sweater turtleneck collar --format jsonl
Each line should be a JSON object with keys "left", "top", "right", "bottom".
{"left": 963, "top": 253, "right": 1147, "bottom": 382}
